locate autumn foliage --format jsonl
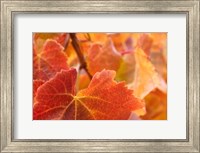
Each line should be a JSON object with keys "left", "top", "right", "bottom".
{"left": 33, "top": 33, "right": 167, "bottom": 120}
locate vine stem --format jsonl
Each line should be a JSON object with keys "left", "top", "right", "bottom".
{"left": 69, "top": 33, "right": 92, "bottom": 79}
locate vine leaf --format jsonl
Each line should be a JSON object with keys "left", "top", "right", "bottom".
{"left": 129, "top": 48, "right": 167, "bottom": 99}
{"left": 34, "top": 33, "right": 69, "bottom": 47}
{"left": 141, "top": 89, "right": 167, "bottom": 120}
{"left": 33, "top": 80, "right": 44, "bottom": 104}
{"left": 33, "top": 39, "right": 69, "bottom": 81}
{"left": 137, "top": 34, "right": 153, "bottom": 56}
{"left": 33, "top": 69, "right": 144, "bottom": 120}
{"left": 87, "top": 39, "right": 121, "bottom": 75}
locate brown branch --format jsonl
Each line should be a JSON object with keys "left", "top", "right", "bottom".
{"left": 69, "top": 33, "right": 92, "bottom": 79}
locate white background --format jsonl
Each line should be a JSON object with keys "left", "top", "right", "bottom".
{"left": 14, "top": 14, "right": 186, "bottom": 139}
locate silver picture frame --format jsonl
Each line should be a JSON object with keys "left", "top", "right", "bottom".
{"left": 1, "top": 0, "right": 199, "bottom": 152}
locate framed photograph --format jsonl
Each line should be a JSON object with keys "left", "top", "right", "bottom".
{"left": 1, "top": 0, "right": 199, "bottom": 152}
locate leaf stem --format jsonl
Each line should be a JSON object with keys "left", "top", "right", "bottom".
{"left": 69, "top": 33, "right": 92, "bottom": 79}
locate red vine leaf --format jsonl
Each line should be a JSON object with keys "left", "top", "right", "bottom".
{"left": 33, "top": 69, "right": 77, "bottom": 119}
{"left": 33, "top": 69, "right": 144, "bottom": 120}
{"left": 33, "top": 39, "right": 69, "bottom": 81}
{"left": 77, "top": 70, "right": 144, "bottom": 120}
{"left": 33, "top": 80, "right": 45, "bottom": 98}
